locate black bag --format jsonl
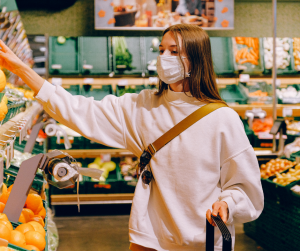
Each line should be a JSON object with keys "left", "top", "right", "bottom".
{"left": 206, "top": 215, "right": 232, "bottom": 251}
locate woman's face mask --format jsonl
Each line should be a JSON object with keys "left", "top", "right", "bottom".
{"left": 156, "top": 55, "right": 190, "bottom": 84}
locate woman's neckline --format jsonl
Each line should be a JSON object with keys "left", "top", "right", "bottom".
{"left": 164, "top": 86, "right": 203, "bottom": 104}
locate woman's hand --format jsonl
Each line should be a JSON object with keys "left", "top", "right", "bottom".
{"left": 0, "top": 40, "right": 45, "bottom": 94}
{"left": 206, "top": 201, "right": 229, "bottom": 226}
{"left": 0, "top": 40, "right": 27, "bottom": 75}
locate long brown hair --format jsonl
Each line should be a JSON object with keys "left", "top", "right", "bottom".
{"left": 155, "top": 24, "right": 226, "bottom": 105}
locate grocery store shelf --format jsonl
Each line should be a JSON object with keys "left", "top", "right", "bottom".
{"left": 51, "top": 193, "right": 134, "bottom": 205}
{"left": 48, "top": 149, "right": 135, "bottom": 158}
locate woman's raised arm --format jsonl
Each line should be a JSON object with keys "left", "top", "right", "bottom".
{"left": 0, "top": 40, "right": 44, "bottom": 94}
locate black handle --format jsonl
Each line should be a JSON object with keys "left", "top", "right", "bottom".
{"left": 206, "top": 216, "right": 232, "bottom": 251}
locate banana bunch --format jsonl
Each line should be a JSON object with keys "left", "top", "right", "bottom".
{"left": 88, "top": 157, "right": 116, "bottom": 182}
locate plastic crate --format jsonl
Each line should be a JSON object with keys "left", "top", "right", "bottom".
{"left": 219, "top": 84, "right": 248, "bottom": 104}
{"left": 263, "top": 37, "right": 296, "bottom": 75}
{"left": 115, "top": 85, "right": 147, "bottom": 97}
{"left": 81, "top": 84, "right": 114, "bottom": 101}
{"left": 48, "top": 136, "right": 85, "bottom": 150}
{"left": 79, "top": 37, "right": 112, "bottom": 75}
{"left": 239, "top": 82, "right": 273, "bottom": 105}
{"left": 277, "top": 84, "right": 300, "bottom": 104}
{"left": 1, "top": 100, "right": 26, "bottom": 124}
{"left": 49, "top": 37, "right": 80, "bottom": 75}
{"left": 4, "top": 165, "right": 44, "bottom": 194}
{"left": 144, "top": 36, "right": 161, "bottom": 75}
{"left": 112, "top": 37, "right": 145, "bottom": 75}
{"left": 210, "top": 37, "right": 234, "bottom": 75}
{"left": 120, "top": 179, "right": 137, "bottom": 193}
{"left": 232, "top": 37, "right": 264, "bottom": 75}
{"left": 64, "top": 84, "right": 81, "bottom": 96}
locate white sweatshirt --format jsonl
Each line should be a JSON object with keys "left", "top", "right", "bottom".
{"left": 36, "top": 80, "right": 264, "bottom": 251}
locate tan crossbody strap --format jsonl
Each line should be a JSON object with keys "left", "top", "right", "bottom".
{"left": 147, "top": 103, "right": 228, "bottom": 155}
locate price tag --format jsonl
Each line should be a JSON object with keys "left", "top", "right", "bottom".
{"left": 118, "top": 79, "right": 128, "bottom": 86}
{"left": 101, "top": 154, "right": 111, "bottom": 162}
{"left": 239, "top": 74, "right": 250, "bottom": 82}
{"left": 283, "top": 107, "right": 293, "bottom": 117}
{"left": 51, "top": 64, "right": 62, "bottom": 69}
{"left": 52, "top": 78, "right": 62, "bottom": 86}
{"left": 83, "top": 64, "right": 94, "bottom": 70}
{"left": 83, "top": 78, "right": 94, "bottom": 84}
{"left": 276, "top": 79, "right": 281, "bottom": 87}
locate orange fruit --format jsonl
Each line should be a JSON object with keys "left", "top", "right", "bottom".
{"left": 22, "top": 209, "right": 34, "bottom": 222}
{"left": 25, "top": 194, "right": 43, "bottom": 214}
{"left": 23, "top": 245, "right": 40, "bottom": 251}
{"left": 18, "top": 212, "right": 27, "bottom": 223}
{"left": 0, "top": 69, "right": 6, "bottom": 92}
{"left": 15, "top": 223, "right": 34, "bottom": 235}
{"left": 0, "top": 223, "right": 11, "bottom": 241}
{"left": 37, "top": 207, "right": 46, "bottom": 220}
{"left": 10, "top": 230, "right": 26, "bottom": 247}
{"left": 7, "top": 185, "right": 13, "bottom": 192}
{"left": 2, "top": 184, "right": 7, "bottom": 194}
{"left": 0, "top": 192, "right": 10, "bottom": 204}
{"left": 25, "top": 231, "right": 46, "bottom": 251}
{"left": 0, "top": 247, "right": 12, "bottom": 251}
{"left": 0, "top": 220, "right": 12, "bottom": 231}
{"left": 0, "top": 213, "right": 8, "bottom": 222}
{"left": 0, "top": 202, "right": 5, "bottom": 213}
{"left": 29, "top": 216, "right": 44, "bottom": 227}
{"left": 27, "top": 222, "right": 46, "bottom": 238}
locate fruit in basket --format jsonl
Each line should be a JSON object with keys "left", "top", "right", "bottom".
{"left": 28, "top": 222, "right": 46, "bottom": 238}
{"left": 0, "top": 220, "right": 13, "bottom": 231}
{"left": 25, "top": 231, "right": 46, "bottom": 251}
{"left": 10, "top": 230, "right": 26, "bottom": 247}
{"left": 0, "top": 97, "right": 8, "bottom": 121}
{"left": 0, "top": 202, "right": 5, "bottom": 213}
{"left": 273, "top": 164, "right": 300, "bottom": 186}
{"left": 37, "top": 207, "right": 46, "bottom": 220}
{"left": 260, "top": 158, "right": 295, "bottom": 179}
{"left": 102, "top": 161, "right": 116, "bottom": 172}
{"left": 15, "top": 223, "right": 34, "bottom": 235}
{"left": 19, "top": 212, "right": 27, "bottom": 223}
{"left": 0, "top": 69, "right": 6, "bottom": 92}
{"left": 0, "top": 247, "right": 12, "bottom": 251}
{"left": 0, "top": 213, "right": 8, "bottom": 222}
{"left": 23, "top": 245, "right": 39, "bottom": 251}
{"left": 0, "top": 223, "right": 11, "bottom": 241}
{"left": 22, "top": 209, "right": 34, "bottom": 222}
{"left": 29, "top": 216, "right": 44, "bottom": 227}
{"left": 0, "top": 192, "right": 10, "bottom": 204}
{"left": 25, "top": 194, "right": 43, "bottom": 214}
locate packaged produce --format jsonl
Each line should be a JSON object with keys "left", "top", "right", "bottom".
{"left": 273, "top": 163, "right": 300, "bottom": 186}
{"left": 120, "top": 157, "right": 138, "bottom": 181}
{"left": 234, "top": 37, "right": 260, "bottom": 67}
{"left": 284, "top": 138, "right": 300, "bottom": 158}
{"left": 252, "top": 117, "right": 273, "bottom": 134}
{"left": 276, "top": 86, "right": 300, "bottom": 100}
{"left": 260, "top": 158, "right": 295, "bottom": 179}
{"left": 264, "top": 37, "right": 291, "bottom": 70}
{"left": 293, "top": 37, "right": 300, "bottom": 71}
{"left": 113, "top": 37, "right": 134, "bottom": 71}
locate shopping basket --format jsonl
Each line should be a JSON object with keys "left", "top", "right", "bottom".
{"left": 206, "top": 215, "right": 232, "bottom": 251}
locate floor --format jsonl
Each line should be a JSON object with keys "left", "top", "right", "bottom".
{"left": 53, "top": 205, "right": 266, "bottom": 251}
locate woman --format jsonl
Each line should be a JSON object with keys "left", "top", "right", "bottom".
{"left": 0, "top": 24, "right": 263, "bottom": 251}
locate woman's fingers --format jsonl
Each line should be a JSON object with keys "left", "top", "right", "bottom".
{"left": 218, "top": 204, "right": 228, "bottom": 223}
{"left": 211, "top": 201, "right": 229, "bottom": 224}
{"left": 212, "top": 202, "right": 221, "bottom": 216}
{"left": 206, "top": 209, "right": 216, "bottom": 227}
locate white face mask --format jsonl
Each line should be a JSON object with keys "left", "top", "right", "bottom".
{"left": 156, "top": 55, "right": 190, "bottom": 84}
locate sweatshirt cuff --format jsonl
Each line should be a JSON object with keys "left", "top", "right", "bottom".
{"left": 35, "top": 80, "right": 56, "bottom": 103}
{"left": 220, "top": 196, "right": 236, "bottom": 225}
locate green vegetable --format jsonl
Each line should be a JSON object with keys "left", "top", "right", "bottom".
{"left": 119, "top": 86, "right": 136, "bottom": 96}
{"left": 114, "top": 37, "right": 135, "bottom": 71}
{"left": 57, "top": 36, "right": 66, "bottom": 45}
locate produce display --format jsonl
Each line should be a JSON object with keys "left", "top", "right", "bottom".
{"left": 260, "top": 158, "right": 296, "bottom": 179}
{"left": 264, "top": 37, "right": 291, "bottom": 70}
{"left": 119, "top": 157, "right": 138, "bottom": 181}
{"left": 113, "top": 37, "right": 134, "bottom": 71}
{"left": 276, "top": 86, "right": 300, "bottom": 102}
{"left": 88, "top": 157, "right": 116, "bottom": 181}
{"left": 273, "top": 163, "right": 300, "bottom": 186}
{"left": 293, "top": 37, "right": 300, "bottom": 71}
{"left": 248, "top": 90, "right": 268, "bottom": 97}
{"left": 234, "top": 37, "right": 260, "bottom": 67}
{"left": 286, "top": 120, "right": 300, "bottom": 134}
{"left": 118, "top": 86, "right": 136, "bottom": 96}
{"left": 6, "top": 83, "right": 34, "bottom": 101}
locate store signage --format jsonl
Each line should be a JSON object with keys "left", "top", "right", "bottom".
{"left": 95, "top": 0, "right": 234, "bottom": 30}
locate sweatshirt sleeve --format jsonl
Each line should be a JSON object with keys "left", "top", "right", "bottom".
{"left": 219, "top": 146, "right": 264, "bottom": 224}
{"left": 35, "top": 80, "right": 126, "bottom": 149}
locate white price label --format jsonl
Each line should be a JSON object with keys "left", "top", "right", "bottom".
{"left": 51, "top": 64, "right": 62, "bottom": 69}
{"left": 283, "top": 107, "right": 293, "bottom": 117}
{"left": 239, "top": 74, "right": 250, "bottom": 82}
{"left": 118, "top": 79, "right": 128, "bottom": 86}
{"left": 101, "top": 154, "right": 111, "bottom": 162}
{"left": 83, "top": 78, "right": 94, "bottom": 84}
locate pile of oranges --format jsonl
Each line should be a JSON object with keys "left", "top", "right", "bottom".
{"left": 0, "top": 185, "right": 46, "bottom": 227}
{"left": 0, "top": 213, "right": 46, "bottom": 251}
{"left": 0, "top": 184, "right": 47, "bottom": 251}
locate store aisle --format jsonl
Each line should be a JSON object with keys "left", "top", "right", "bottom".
{"left": 54, "top": 215, "right": 266, "bottom": 251}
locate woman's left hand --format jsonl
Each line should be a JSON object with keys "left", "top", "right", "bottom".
{"left": 206, "top": 201, "right": 229, "bottom": 226}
